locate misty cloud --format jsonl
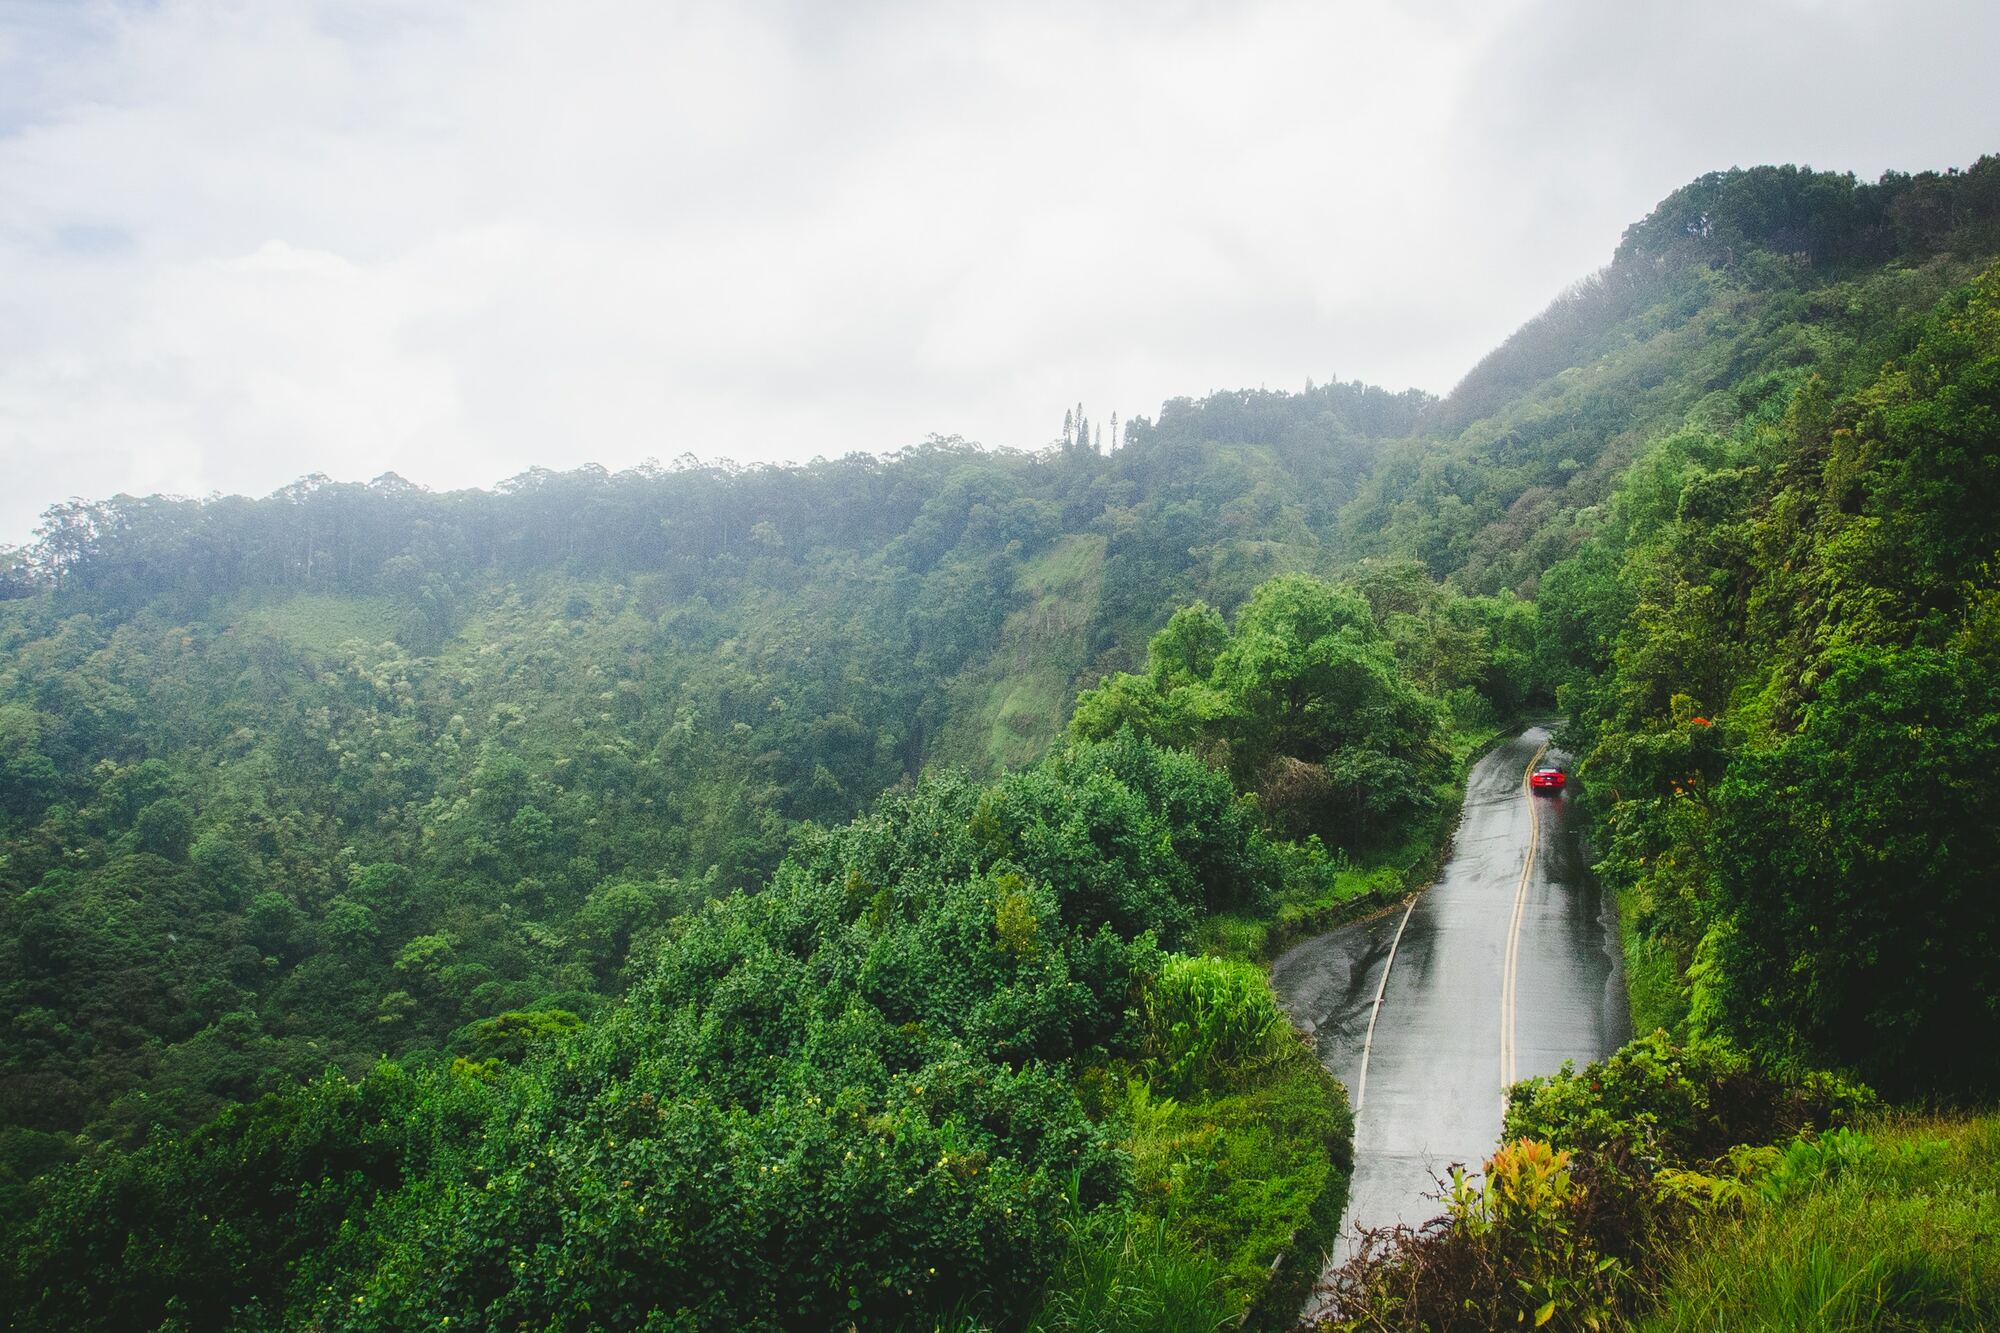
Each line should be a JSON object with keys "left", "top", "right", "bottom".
{"left": 1, "top": 0, "right": 1995, "bottom": 543}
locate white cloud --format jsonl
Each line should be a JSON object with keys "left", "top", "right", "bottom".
{"left": 0, "top": 0, "right": 1995, "bottom": 543}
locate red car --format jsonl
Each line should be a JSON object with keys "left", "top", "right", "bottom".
{"left": 1530, "top": 767, "right": 1567, "bottom": 792}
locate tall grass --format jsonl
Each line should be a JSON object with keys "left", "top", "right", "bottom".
{"left": 1636, "top": 1116, "right": 2000, "bottom": 1332}
{"left": 1143, "top": 955, "right": 1291, "bottom": 1096}
{"left": 1124, "top": 1045, "right": 1353, "bottom": 1326}
{"left": 1615, "top": 885, "right": 1690, "bottom": 1038}
{"left": 1025, "top": 1211, "right": 1239, "bottom": 1333}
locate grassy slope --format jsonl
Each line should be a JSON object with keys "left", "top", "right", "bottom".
{"left": 1076, "top": 1035, "right": 1354, "bottom": 1332}
{"left": 1614, "top": 881, "right": 1687, "bottom": 1039}
{"left": 1636, "top": 1116, "right": 2000, "bottom": 1332}
{"left": 934, "top": 534, "right": 1110, "bottom": 774}
{"left": 228, "top": 591, "right": 400, "bottom": 652}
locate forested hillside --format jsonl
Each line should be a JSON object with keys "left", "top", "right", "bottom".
{"left": 1345, "top": 158, "right": 2000, "bottom": 591}
{"left": 2, "top": 156, "right": 1998, "bottom": 1330}
{"left": 4, "top": 574, "right": 1525, "bottom": 1328}
{"left": 4, "top": 733, "right": 1360, "bottom": 1329}
{"left": 1446, "top": 158, "right": 2000, "bottom": 1099}
{"left": 1542, "top": 253, "right": 2000, "bottom": 1098}
{"left": 0, "top": 383, "right": 1473, "bottom": 1190}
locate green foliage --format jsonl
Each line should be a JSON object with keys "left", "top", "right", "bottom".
{"left": 994, "top": 873, "right": 1042, "bottom": 958}
{"left": 1070, "top": 573, "right": 1459, "bottom": 849}
{"left": 2, "top": 733, "right": 1348, "bottom": 1330}
{"left": 1, "top": 1061, "right": 487, "bottom": 1333}
{"left": 1504, "top": 1031, "right": 1878, "bottom": 1170}
{"left": 133, "top": 796, "right": 193, "bottom": 859}
{"left": 1637, "top": 1117, "right": 2000, "bottom": 1332}
{"left": 1548, "top": 258, "right": 2000, "bottom": 1097}
{"left": 1141, "top": 956, "right": 1289, "bottom": 1098}
{"left": 1709, "top": 646, "right": 2000, "bottom": 1093}
{"left": 453, "top": 1008, "right": 583, "bottom": 1064}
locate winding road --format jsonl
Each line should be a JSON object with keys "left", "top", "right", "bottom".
{"left": 1271, "top": 723, "right": 1630, "bottom": 1260}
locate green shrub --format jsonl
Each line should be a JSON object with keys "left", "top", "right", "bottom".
{"left": 1142, "top": 956, "right": 1289, "bottom": 1098}
{"left": 1309, "top": 1034, "right": 1894, "bottom": 1332}
{"left": 1315, "top": 1138, "right": 1628, "bottom": 1332}
{"left": 1504, "top": 1030, "right": 1878, "bottom": 1169}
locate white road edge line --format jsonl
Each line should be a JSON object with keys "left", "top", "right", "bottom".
{"left": 1352, "top": 891, "right": 1420, "bottom": 1116}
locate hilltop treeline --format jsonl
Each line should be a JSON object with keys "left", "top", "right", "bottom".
{"left": 1348, "top": 155, "right": 2000, "bottom": 591}
{"left": 11, "top": 379, "right": 1430, "bottom": 612}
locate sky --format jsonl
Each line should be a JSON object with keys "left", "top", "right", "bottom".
{"left": 1, "top": 0, "right": 1996, "bottom": 545}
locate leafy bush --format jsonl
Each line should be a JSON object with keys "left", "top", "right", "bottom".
{"left": 1312, "top": 1137, "right": 1627, "bottom": 1333}
{"left": 1142, "top": 956, "right": 1289, "bottom": 1098}
{"left": 1504, "top": 1030, "right": 1878, "bottom": 1169}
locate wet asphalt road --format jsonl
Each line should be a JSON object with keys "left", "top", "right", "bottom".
{"left": 1270, "top": 724, "right": 1630, "bottom": 1257}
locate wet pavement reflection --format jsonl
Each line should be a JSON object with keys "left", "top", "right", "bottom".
{"left": 1270, "top": 724, "right": 1631, "bottom": 1270}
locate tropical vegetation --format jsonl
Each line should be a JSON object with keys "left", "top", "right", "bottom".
{"left": 4, "top": 155, "right": 1999, "bottom": 1327}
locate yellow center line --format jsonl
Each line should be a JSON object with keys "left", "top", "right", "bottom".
{"left": 1501, "top": 738, "right": 1550, "bottom": 1107}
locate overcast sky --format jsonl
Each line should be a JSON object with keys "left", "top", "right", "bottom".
{"left": 1, "top": 0, "right": 1995, "bottom": 544}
